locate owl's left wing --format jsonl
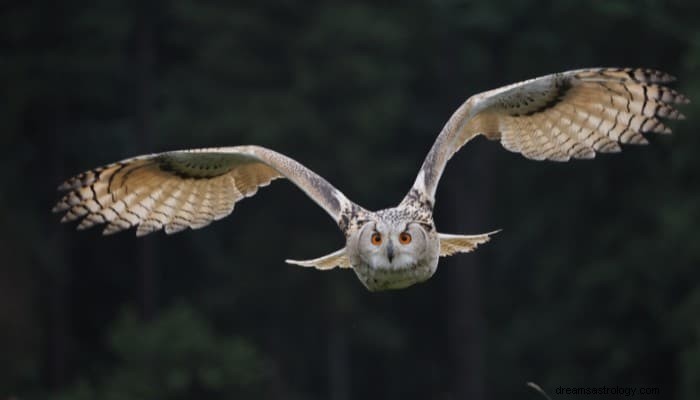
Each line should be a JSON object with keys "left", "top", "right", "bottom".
{"left": 53, "top": 145, "right": 358, "bottom": 236}
{"left": 408, "top": 68, "right": 688, "bottom": 203}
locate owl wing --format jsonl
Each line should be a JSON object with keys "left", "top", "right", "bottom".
{"left": 53, "top": 145, "right": 358, "bottom": 236}
{"left": 409, "top": 68, "right": 689, "bottom": 202}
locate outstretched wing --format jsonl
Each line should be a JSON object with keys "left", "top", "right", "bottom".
{"left": 53, "top": 145, "right": 357, "bottom": 236}
{"left": 408, "top": 68, "right": 689, "bottom": 202}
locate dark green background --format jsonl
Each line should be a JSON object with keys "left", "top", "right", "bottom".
{"left": 3, "top": 1, "right": 700, "bottom": 399}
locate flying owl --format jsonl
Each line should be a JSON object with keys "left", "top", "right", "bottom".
{"left": 53, "top": 68, "right": 688, "bottom": 291}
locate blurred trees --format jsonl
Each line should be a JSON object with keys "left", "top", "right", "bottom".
{"left": 2, "top": 0, "right": 700, "bottom": 399}
{"left": 57, "top": 304, "right": 266, "bottom": 400}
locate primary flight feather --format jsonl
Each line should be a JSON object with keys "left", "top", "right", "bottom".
{"left": 54, "top": 68, "right": 688, "bottom": 291}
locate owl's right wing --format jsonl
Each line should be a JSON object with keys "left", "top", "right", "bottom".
{"left": 53, "top": 145, "right": 359, "bottom": 236}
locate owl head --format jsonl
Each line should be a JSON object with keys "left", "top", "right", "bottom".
{"left": 347, "top": 211, "right": 439, "bottom": 291}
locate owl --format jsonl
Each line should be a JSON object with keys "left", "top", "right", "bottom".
{"left": 53, "top": 68, "right": 688, "bottom": 291}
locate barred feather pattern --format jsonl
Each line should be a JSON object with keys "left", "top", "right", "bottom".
{"left": 465, "top": 68, "right": 688, "bottom": 161}
{"left": 412, "top": 68, "right": 689, "bottom": 201}
{"left": 53, "top": 153, "right": 280, "bottom": 236}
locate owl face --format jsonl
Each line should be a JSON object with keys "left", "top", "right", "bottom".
{"left": 349, "top": 216, "right": 439, "bottom": 291}
{"left": 357, "top": 220, "right": 425, "bottom": 268}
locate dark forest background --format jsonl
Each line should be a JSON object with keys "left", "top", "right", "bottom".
{"left": 3, "top": 1, "right": 700, "bottom": 399}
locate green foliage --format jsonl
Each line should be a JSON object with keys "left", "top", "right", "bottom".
{"left": 58, "top": 304, "right": 267, "bottom": 400}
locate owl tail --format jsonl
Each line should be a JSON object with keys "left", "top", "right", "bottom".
{"left": 285, "top": 247, "right": 351, "bottom": 270}
{"left": 438, "top": 230, "right": 500, "bottom": 257}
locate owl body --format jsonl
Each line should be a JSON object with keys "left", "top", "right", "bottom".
{"left": 53, "top": 68, "right": 688, "bottom": 291}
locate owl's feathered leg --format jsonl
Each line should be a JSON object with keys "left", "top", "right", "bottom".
{"left": 438, "top": 230, "right": 500, "bottom": 257}
{"left": 285, "top": 248, "right": 351, "bottom": 270}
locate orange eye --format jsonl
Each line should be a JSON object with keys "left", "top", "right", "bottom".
{"left": 399, "top": 232, "right": 412, "bottom": 244}
{"left": 371, "top": 232, "right": 382, "bottom": 246}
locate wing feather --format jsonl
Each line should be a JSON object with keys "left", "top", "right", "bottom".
{"left": 407, "top": 68, "right": 688, "bottom": 202}
{"left": 54, "top": 146, "right": 358, "bottom": 236}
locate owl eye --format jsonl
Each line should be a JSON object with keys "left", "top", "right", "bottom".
{"left": 399, "top": 232, "right": 412, "bottom": 244}
{"left": 371, "top": 232, "right": 382, "bottom": 246}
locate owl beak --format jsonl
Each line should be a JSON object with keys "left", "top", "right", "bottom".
{"left": 386, "top": 240, "right": 394, "bottom": 263}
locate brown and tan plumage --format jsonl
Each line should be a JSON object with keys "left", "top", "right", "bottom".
{"left": 54, "top": 68, "right": 688, "bottom": 291}
{"left": 53, "top": 147, "right": 354, "bottom": 236}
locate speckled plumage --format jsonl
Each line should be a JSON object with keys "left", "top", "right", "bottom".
{"left": 54, "top": 68, "right": 688, "bottom": 291}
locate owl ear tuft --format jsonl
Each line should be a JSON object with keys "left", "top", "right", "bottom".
{"left": 438, "top": 230, "right": 500, "bottom": 257}
{"left": 285, "top": 247, "right": 351, "bottom": 270}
